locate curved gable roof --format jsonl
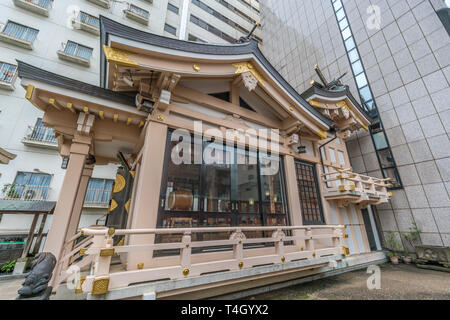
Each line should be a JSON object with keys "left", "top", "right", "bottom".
{"left": 99, "top": 16, "right": 333, "bottom": 128}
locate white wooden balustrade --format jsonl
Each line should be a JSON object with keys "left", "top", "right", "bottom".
{"left": 55, "top": 225, "right": 348, "bottom": 295}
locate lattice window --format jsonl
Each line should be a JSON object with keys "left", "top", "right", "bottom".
{"left": 294, "top": 161, "right": 325, "bottom": 225}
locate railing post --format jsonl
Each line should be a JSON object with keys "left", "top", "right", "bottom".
{"left": 305, "top": 228, "right": 315, "bottom": 258}
{"left": 230, "top": 230, "right": 245, "bottom": 270}
{"left": 92, "top": 228, "right": 113, "bottom": 277}
{"left": 272, "top": 229, "right": 286, "bottom": 263}
{"left": 180, "top": 231, "right": 192, "bottom": 276}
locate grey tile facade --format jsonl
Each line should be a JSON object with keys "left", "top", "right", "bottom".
{"left": 261, "top": 0, "right": 450, "bottom": 248}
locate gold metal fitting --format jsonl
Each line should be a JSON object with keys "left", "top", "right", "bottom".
{"left": 238, "top": 240, "right": 242, "bottom": 244}
{"left": 107, "top": 227, "right": 115, "bottom": 236}
{"left": 300, "top": 246, "right": 304, "bottom": 251}
{"left": 75, "top": 276, "right": 86, "bottom": 294}
{"left": 183, "top": 268, "right": 190, "bottom": 276}
{"left": 157, "top": 114, "right": 164, "bottom": 121}
{"left": 79, "top": 248, "right": 87, "bottom": 256}
{"left": 193, "top": 64, "right": 200, "bottom": 72}
{"left": 388, "top": 192, "right": 393, "bottom": 197}
{"left": 281, "top": 256, "right": 286, "bottom": 263}
{"left": 343, "top": 234, "right": 349, "bottom": 239}
{"left": 238, "top": 261, "right": 244, "bottom": 269}
{"left": 80, "top": 228, "right": 85, "bottom": 236}
{"left": 289, "top": 106, "right": 294, "bottom": 111}
{"left": 312, "top": 252, "right": 316, "bottom": 258}
{"left": 100, "top": 248, "right": 115, "bottom": 257}
{"left": 92, "top": 277, "right": 109, "bottom": 295}
{"left": 343, "top": 247, "right": 350, "bottom": 255}
{"left": 280, "top": 238, "right": 283, "bottom": 242}
{"left": 137, "top": 263, "right": 144, "bottom": 269}
{"left": 185, "top": 243, "right": 190, "bottom": 248}
{"left": 310, "top": 80, "right": 315, "bottom": 85}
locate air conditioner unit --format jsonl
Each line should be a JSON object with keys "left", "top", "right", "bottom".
{"left": 21, "top": 187, "right": 44, "bottom": 200}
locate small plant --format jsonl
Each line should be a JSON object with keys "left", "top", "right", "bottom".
{"left": 1, "top": 184, "right": 20, "bottom": 199}
{"left": 0, "top": 259, "right": 16, "bottom": 274}
{"left": 383, "top": 232, "right": 402, "bottom": 264}
{"left": 400, "top": 222, "right": 421, "bottom": 263}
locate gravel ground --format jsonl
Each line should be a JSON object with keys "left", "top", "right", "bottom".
{"left": 251, "top": 264, "right": 450, "bottom": 300}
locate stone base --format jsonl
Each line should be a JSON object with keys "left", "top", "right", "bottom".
{"left": 12, "top": 257, "right": 31, "bottom": 275}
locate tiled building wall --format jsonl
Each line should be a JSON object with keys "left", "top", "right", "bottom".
{"left": 260, "top": 0, "right": 450, "bottom": 248}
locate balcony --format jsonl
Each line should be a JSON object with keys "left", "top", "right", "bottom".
{"left": 1, "top": 184, "right": 50, "bottom": 201}
{"left": 322, "top": 168, "right": 392, "bottom": 208}
{"left": 22, "top": 124, "right": 58, "bottom": 149}
{"left": 86, "top": 0, "right": 110, "bottom": 8}
{"left": 0, "top": 63, "right": 18, "bottom": 91}
{"left": 72, "top": 12, "right": 100, "bottom": 36}
{"left": 57, "top": 41, "right": 92, "bottom": 67}
{"left": 0, "top": 22, "right": 39, "bottom": 50}
{"left": 13, "top": 0, "right": 52, "bottom": 17}
{"left": 83, "top": 188, "right": 111, "bottom": 208}
{"left": 55, "top": 225, "right": 348, "bottom": 297}
{"left": 124, "top": 4, "right": 150, "bottom": 25}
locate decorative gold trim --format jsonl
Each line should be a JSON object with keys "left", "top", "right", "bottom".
{"left": 109, "top": 199, "right": 118, "bottom": 212}
{"left": 232, "top": 62, "right": 265, "bottom": 86}
{"left": 157, "top": 114, "right": 164, "bottom": 121}
{"left": 343, "top": 234, "right": 349, "bottom": 239}
{"left": 238, "top": 261, "right": 244, "bottom": 269}
{"left": 185, "top": 243, "right": 190, "bottom": 248}
{"left": 343, "top": 247, "right": 350, "bottom": 255}
{"left": 75, "top": 275, "right": 86, "bottom": 294}
{"left": 124, "top": 199, "right": 131, "bottom": 213}
{"left": 113, "top": 175, "right": 126, "bottom": 193}
{"left": 25, "top": 84, "right": 34, "bottom": 100}
{"left": 289, "top": 106, "right": 294, "bottom": 111}
{"left": 79, "top": 248, "right": 87, "bottom": 256}
{"left": 192, "top": 64, "right": 200, "bottom": 72}
{"left": 92, "top": 277, "right": 109, "bottom": 295}
{"left": 103, "top": 45, "right": 139, "bottom": 68}
{"left": 137, "top": 263, "right": 144, "bottom": 269}
{"left": 317, "top": 130, "right": 328, "bottom": 140}
{"left": 100, "top": 248, "right": 115, "bottom": 257}
{"left": 388, "top": 192, "right": 393, "bottom": 197}
{"left": 312, "top": 252, "right": 316, "bottom": 258}
{"left": 281, "top": 256, "right": 286, "bottom": 263}
{"left": 108, "top": 227, "right": 115, "bottom": 236}
{"left": 80, "top": 228, "right": 85, "bottom": 236}
{"left": 362, "top": 124, "right": 369, "bottom": 131}
{"left": 300, "top": 246, "right": 304, "bottom": 251}
{"left": 183, "top": 268, "right": 190, "bottom": 276}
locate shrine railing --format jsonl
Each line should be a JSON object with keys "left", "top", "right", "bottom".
{"left": 55, "top": 225, "right": 348, "bottom": 295}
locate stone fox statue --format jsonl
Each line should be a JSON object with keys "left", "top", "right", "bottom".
{"left": 17, "top": 252, "right": 56, "bottom": 300}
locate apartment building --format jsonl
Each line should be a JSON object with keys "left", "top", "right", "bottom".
{"left": 0, "top": 0, "right": 261, "bottom": 252}
{"left": 260, "top": 0, "right": 450, "bottom": 250}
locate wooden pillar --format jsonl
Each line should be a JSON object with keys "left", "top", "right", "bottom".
{"left": 22, "top": 213, "right": 39, "bottom": 258}
{"left": 32, "top": 212, "right": 49, "bottom": 255}
{"left": 65, "top": 164, "right": 94, "bottom": 239}
{"left": 126, "top": 121, "right": 168, "bottom": 270}
{"left": 44, "top": 134, "right": 91, "bottom": 263}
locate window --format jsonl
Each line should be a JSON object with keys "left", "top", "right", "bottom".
{"left": 214, "top": 0, "right": 259, "bottom": 26}
{"left": 190, "top": 15, "right": 236, "bottom": 43}
{"left": 331, "top": 0, "right": 402, "bottom": 189}
{"left": 84, "top": 178, "right": 114, "bottom": 205}
{"left": 3, "top": 172, "right": 52, "bottom": 201}
{"left": 164, "top": 23, "right": 177, "bottom": 36}
{"left": 63, "top": 41, "right": 93, "bottom": 59}
{"left": 168, "top": 3, "right": 179, "bottom": 14}
{"left": 295, "top": 161, "right": 325, "bottom": 225}
{"left": 28, "top": 118, "right": 57, "bottom": 144}
{"left": 0, "top": 62, "right": 17, "bottom": 84}
{"left": 188, "top": 34, "right": 206, "bottom": 43}
{"left": 192, "top": 0, "right": 250, "bottom": 36}
{"left": 157, "top": 130, "right": 289, "bottom": 244}
{"left": 78, "top": 11, "right": 100, "bottom": 29}
{"left": 1, "top": 21, "right": 39, "bottom": 43}
{"left": 128, "top": 3, "right": 149, "bottom": 19}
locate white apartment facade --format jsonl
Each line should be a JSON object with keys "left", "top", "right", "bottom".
{"left": 0, "top": 0, "right": 260, "bottom": 244}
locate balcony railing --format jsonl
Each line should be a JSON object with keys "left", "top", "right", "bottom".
{"left": 57, "top": 41, "right": 92, "bottom": 67}
{"left": 0, "top": 63, "right": 18, "bottom": 90}
{"left": 22, "top": 124, "right": 58, "bottom": 148}
{"left": 13, "top": 0, "right": 52, "bottom": 16}
{"left": 55, "top": 225, "right": 347, "bottom": 295}
{"left": 124, "top": 3, "right": 150, "bottom": 25}
{"left": 84, "top": 189, "right": 112, "bottom": 208}
{"left": 1, "top": 184, "right": 50, "bottom": 201}
{"left": 321, "top": 167, "right": 392, "bottom": 207}
{"left": 0, "top": 22, "right": 39, "bottom": 49}
{"left": 72, "top": 11, "right": 100, "bottom": 35}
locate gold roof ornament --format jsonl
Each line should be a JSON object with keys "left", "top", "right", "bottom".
{"left": 103, "top": 45, "right": 139, "bottom": 68}
{"left": 232, "top": 62, "right": 265, "bottom": 86}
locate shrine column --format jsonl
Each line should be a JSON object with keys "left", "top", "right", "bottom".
{"left": 65, "top": 163, "right": 94, "bottom": 239}
{"left": 44, "top": 134, "right": 91, "bottom": 263}
{"left": 126, "top": 121, "right": 168, "bottom": 270}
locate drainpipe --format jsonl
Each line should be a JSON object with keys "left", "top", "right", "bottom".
{"left": 318, "top": 127, "right": 338, "bottom": 176}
